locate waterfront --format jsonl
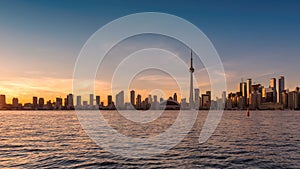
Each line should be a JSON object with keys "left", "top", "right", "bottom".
{"left": 0, "top": 110, "right": 299, "bottom": 168}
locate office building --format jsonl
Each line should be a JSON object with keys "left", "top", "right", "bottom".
{"left": 55, "top": 97, "right": 63, "bottom": 110}
{"left": 202, "top": 94, "right": 210, "bottom": 109}
{"left": 151, "top": 95, "right": 159, "bottom": 110}
{"left": 12, "top": 98, "right": 19, "bottom": 109}
{"left": 148, "top": 94, "right": 152, "bottom": 104}
{"left": 246, "top": 79, "right": 252, "bottom": 104}
{"left": 206, "top": 91, "right": 211, "bottom": 102}
{"left": 33, "top": 96, "right": 38, "bottom": 110}
{"left": 279, "top": 76, "right": 285, "bottom": 104}
{"left": 194, "top": 88, "right": 199, "bottom": 110}
{"left": 249, "top": 91, "right": 259, "bottom": 109}
{"left": 0, "top": 95, "right": 6, "bottom": 109}
{"left": 83, "top": 101, "right": 88, "bottom": 109}
{"left": 242, "top": 82, "right": 247, "bottom": 99}
{"left": 76, "top": 96, "right": 81, "bottom": 107}
{"left": 281, "top": 90, "right": 288, "bottom": 108}
{"left": 116, "top": 91, "right": 124, "bottom": 109}
{"left": 38, "top": 98, "right": 44, "bottom": 109}
{"left": 107, "top": 95, "right": 112, "bottom": 107}
{"left": 270, "top": 78, "right": 277, "bottom": 103}
{"left": 136, "top": 94, "right": 141, "bottom": 109}
{"left": 154, "top": 95, "right": 158, "bottom": 102}
{"left": 67, "top": 94, "right": 74, "bottom": 109}
{"left": 222, "top": 91, "right": 226, "bottom": 109}
{"left": 288, "top": 91, "right": 299, "bottom": 110}
{"left": 96, "top": 96, "right": 100, "bottom": 107}
{"left": 130, "top": 90, "right": 135, "bottom": 107}
{"left": 89, "top": 94, "right": 94, "bottom": 106}
{"left": 46, "top": 100, "right": 53, "bottom": 110}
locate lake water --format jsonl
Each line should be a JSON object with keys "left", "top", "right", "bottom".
{"left": 0, "top": 110, "right": 299, "bottom": 168}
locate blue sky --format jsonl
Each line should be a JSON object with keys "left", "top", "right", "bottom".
{"left": 0, "top": 0, "right": 300, "bottom": 102}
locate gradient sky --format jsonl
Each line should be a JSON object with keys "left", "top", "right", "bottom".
{"left": 0, "top": 0, "right": 300, "bottom": 104}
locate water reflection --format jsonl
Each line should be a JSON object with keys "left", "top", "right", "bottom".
{"left": 0, "top": 111, "right": 299, "bottom": 168}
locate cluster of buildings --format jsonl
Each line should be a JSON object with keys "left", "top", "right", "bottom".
{"left": 0, "top": 50, "right": 219, "bottom": 111}
{"left": 0, "top": 94, "right": 75, "bottom": 110}
{"left": 226, "top": 76, "right": 300, "bottom": 110}
{"left": 0, "top": 76, "right": 299, "bottom": 111}
{"left": 0, "top": 49, "right": 299, "bottom": 111}
{"left": 0, "top": 89, "right": 213, "bottom": 110}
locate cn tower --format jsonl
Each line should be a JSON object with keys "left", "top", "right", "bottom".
{"left": 189, "top": 49, "right": 194, "bottom": 109}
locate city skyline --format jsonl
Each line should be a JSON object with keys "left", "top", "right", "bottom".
{"left": 1, "top": 74, "right": 300, "bottom": 110}
{"left": 1, "top": 1, "right": 300, "bottom": 104}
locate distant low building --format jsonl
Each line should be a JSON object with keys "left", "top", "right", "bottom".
{"left": 24, "top": 103, "right": 33, "bottom": 110}
{"left": 160, "top": 98, "right": 180, "bottom": 110}
{"left": 259, "top": 103, "right": 283, "bottom": 110}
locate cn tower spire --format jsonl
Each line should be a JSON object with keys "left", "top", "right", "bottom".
{"left": 189, "top": 48, "right": 194, "bottom": 109}
{"left": 190, "top": 49, "right": 194, "bottom": 73}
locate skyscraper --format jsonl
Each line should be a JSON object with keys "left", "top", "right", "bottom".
{"left": 201, "top": 94, "right": 210, "bottom": 109}
{"left": 136, "top": 94, "right": 141, "bottom": 109}
{"left": 96, "top": 96, "right": 100, "bottom": 106}
{"left": 107, "top": 95, "right": 112, "bottom": 106}
{"left": 64, "top": 98, "right": 67, "bottom": 108}
{"left": 270, "top": 78, "right": 276, "bottom": 88}
{"left": 67, "top": 94, "right": 74, "bottom": 109}
{"left": 238, "top": 82, "right": 243, "bottom": 94}
{"left": 38, "top": 98, "right": 44, "bottom": 109}
{"left": 89, "top": 94, "right": 94, "bottom": 106}
{"left": 56, "top": 97, "right": 62, "bottom": 110}
{"left": 33, "top": 96, "right": 38, "bottom": 110}
{"left": 246, "top": 78, "right": 252, "bottom": 104}
{"left": 189, "top": 49, "right": 195, "bottom": 109}
{"left": 130, "top": 90, "right": 135, "bottom": 107}
{"left": 270, "top": 78, "right": 277, "bottom": 103}
{"left": 206, "top": 91, "right": 211, "bottom": 102}
{"left": 195, "top": 88, "right": 199, "bottom": 110}
{"left": 12, "top": 98, "right": 18, "bottom": 108}
{"left": 76, "top": 96, "right": 81, "bottom": 106}
{"left": 116, "top": 91, "right": 124, "bottom": 109}
{"left": 154, "top": 95, "right": 158, "bottom": 102}
{"left": 0, "top": 95, "right": 6, "bottom": 109}
{"left": 279, "top": 76, "right": 285, "bottom": 92}
{"left": 279, "top": 76, "right": 285, "bottom": 104}
{"left": 222, "top": 91, "right": 226, "bottom": 106}
{"left": 152, "top": 95, "right": 159, "bottom": 110}
{"left": 148, "top": 94, "right": 152, "bottom": 104}
{"left": 242, "top": 82, "right": 247, "bottom": 98}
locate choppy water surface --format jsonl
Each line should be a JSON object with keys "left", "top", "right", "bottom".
{"left": 0, "top": 110, "right": 299, "bottom": 168}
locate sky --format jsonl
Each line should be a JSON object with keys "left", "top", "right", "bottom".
{"left": 0, "top": 0, "right": 300, "bottom": 104}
